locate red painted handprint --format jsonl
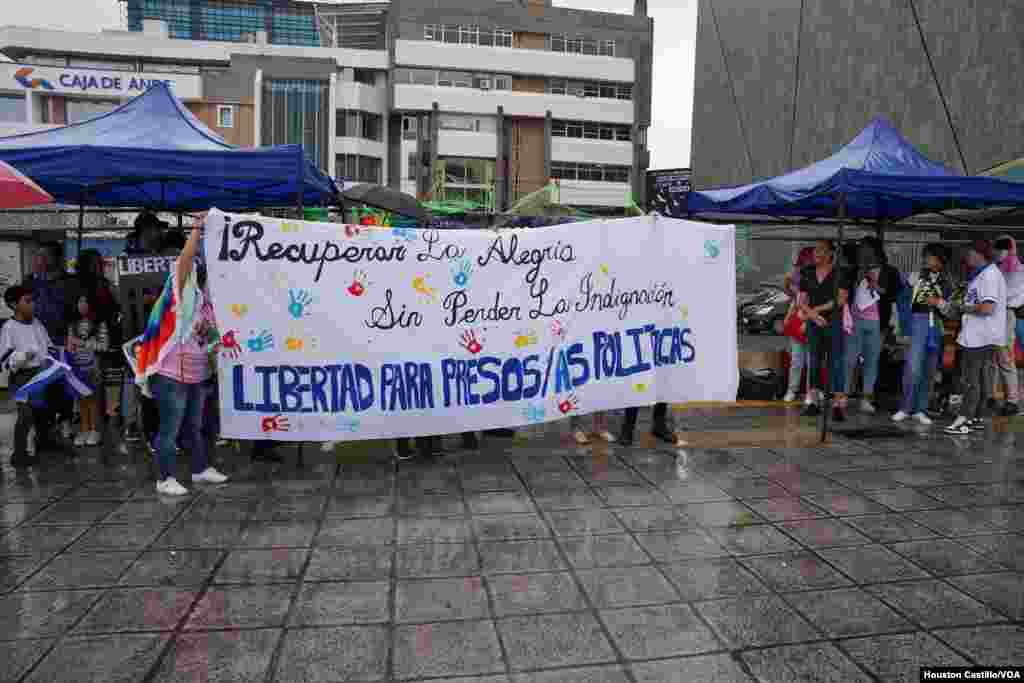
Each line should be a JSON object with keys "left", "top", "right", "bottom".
{"left": 261, "top": 415, "right": 290, "bottom": 433}
{"left": 220, "top": 330, "right": 243, "bottom": 359}
{"left": 348, "top": 269, "right": 370, "bottom": 297}
{"left": 459, "top": 330, "right": 483, "bottom": 355}
{"left": 558, "top": 393, "right": 579, "bottom": 415}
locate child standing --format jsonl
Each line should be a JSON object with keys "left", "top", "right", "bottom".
{"left": 66, "top": 293, "right": 109, "bottom": 446}
{"left": 0, "top": 285, "right": 55, "bottom": 467}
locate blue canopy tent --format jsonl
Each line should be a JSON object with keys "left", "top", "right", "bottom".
{"left": 668, "top": 119, "right": 1024, "bottom": 442}
{"left": 0, "top": 82, "right": 338, "bottom": 212}
{"left": 673, "top": 119, "right": 1024, "bottom": 221}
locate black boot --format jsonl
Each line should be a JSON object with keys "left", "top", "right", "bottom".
{"left": 619, "top": 407, "right": 638, "bottom": 446}
{"left": 461, "top": 432, "right": 479, "bottom": 450}
{"left": 395, "top": 438, "right": 416, "bottom": 461}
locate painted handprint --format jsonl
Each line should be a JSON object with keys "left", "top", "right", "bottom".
{"left": 261, "top": 415, "right": 290, "bottom": 433}
{"left": 513, "top": 329, "right": 538, "bottom": 349}
{"left": 348, "top": 270, "right": 370, "bottom": 297}
{"left": 219, "top": 331, "right": 243, "bottom": 359}
{"left": 288, "top": 289, "right": 314, "bottom": 319}
{"left": 558, "top": 393, "right": 579, "bottom": 415}
{"left": 337, "top": 418, "right": 361, "bottom": 433}
{"left": 459, "top": 330, "right": 483, "bottom": 355}
{"left": 280, "top": 221, "right": 301, "bottom": 233}
{"left": 550, "top": 320, "right": 568, "bottom": 340}
{"left": 286, "top": 336, "right": 304, "bottom": 352}
{"left": 343, "top": 224, "right": 363, "bottom": 238}
{"left": 451, "top": 258, "right": 473, "bottom": 289}
{"left": 230, "top": 304, "right": 249, "bottom": 318}
{"left": 412, "top": 275, "right": 438, "bottom": 303}
{"left": 246, "top": 330, "right": 274, "bottom": 353}
{"left": 392, "top": 227, "right": 417, "bottom": 243}
{"left": 633, "top": 382, "right": 650, "bottom": 393}
{"left": 522, "top": 403, "right": 545, "bottom": 424}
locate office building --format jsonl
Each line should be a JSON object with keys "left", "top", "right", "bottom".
{"left": 0, "top": 0, "right": 653, "bottom": 211}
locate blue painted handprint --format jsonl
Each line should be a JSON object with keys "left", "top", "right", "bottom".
{"left": 451, "top": 257, "right": 473, "bottom": 289}
{"left": 246, "top": 330, "right": 274, "bottom": 353}
{"left": 392, "top": 227, "right": 417, "bottom": 243}
{"left": 337, "top": 417, "right": 361, "bottom": 433}
{"left": 522, "top": 403, "right": 545, "bottom": 424}
{"left": 288, "top": 289, "right": 314, "bottom": 319}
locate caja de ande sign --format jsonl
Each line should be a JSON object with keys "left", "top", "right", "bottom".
{"left": 6, "top": 64, "right": 200, "bottom": 100}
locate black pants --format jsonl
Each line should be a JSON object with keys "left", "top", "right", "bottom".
{"left": 140, "top": 393, "right": 158, "bottom": 442}
{"left": 621, "top": 403, "right": 670, "bottom": 437}
{"left": 959, "top": 345, "right": 995, "bottom": 419}
{"left": 9, "top": 368, "right": 60, "bottom": 460}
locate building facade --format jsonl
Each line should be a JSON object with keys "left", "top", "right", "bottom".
{"left": 691, "top": 0, "right": 1024, "bottom": 190}
{"left": 0, "top": 0, "right": 653, "bottom": 211}
{"left": 690, "top": 0, "right": 1024, "bottom": 290}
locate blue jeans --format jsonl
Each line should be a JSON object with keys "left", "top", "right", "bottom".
{"left": 152, "top": 374, "right": 210, "bottom": 481}
{"left": 847, "top": 318, "right": 882, "bottom": 396}
{"left": 806, "top": 315, "right": 846, "bottom": 394}
{"left": 901, "top": 313, "right": 939, "bottom": 415}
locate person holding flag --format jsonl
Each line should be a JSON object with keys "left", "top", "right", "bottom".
{"left": 0, "top": 285, "right": 85, "bottom": 467}
{"left": 136, "top": 221, "right": 228, "bottom": 496}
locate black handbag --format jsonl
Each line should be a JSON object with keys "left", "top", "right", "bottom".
{"left": 738, "top": 369, "right": 783, "bottom": 401}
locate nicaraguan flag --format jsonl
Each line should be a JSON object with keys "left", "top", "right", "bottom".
{"left": 14, "top": 349, "right": 94, "bottom": 408}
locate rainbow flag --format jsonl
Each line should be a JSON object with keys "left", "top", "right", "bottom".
{"left": 134, "top": 258, "right": 214, "bottom": 395}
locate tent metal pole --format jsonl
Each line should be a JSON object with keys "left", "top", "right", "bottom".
{"left": 77, "top": 201, "right": 85, "bottom": 263}
{"left": 821, "top": 193, "right": 847, "bottom": 443}
{"left": 296, "top": 154, "right": 305, "bottom": 468}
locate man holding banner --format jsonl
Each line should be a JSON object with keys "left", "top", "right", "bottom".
{"left": 202, "top": 209, "right": 738, "bottom": 444}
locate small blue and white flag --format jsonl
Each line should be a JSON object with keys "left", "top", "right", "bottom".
{"left": 14, "top": 349, "right": 94, "bottom": 408}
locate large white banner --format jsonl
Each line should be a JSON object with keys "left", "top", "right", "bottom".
{"left": 204, "top": 209, "right": 738, "bottom": 441}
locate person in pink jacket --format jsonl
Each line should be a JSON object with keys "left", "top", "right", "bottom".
{"left": 993, "top": 235, "right": 1024, "bottom": 415}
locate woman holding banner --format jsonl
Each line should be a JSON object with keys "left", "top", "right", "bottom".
{"left": 136, "top": 223, "right": 228, "bottom": 496}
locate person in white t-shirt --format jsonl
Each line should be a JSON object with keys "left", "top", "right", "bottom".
{"left": 933, "top": 241, "right": 1007, "bottom": 435}
{"left": 992, "top": 235, "right": 1024, "bottom": 415}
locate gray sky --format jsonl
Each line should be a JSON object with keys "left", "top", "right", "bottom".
{"left": 3, "top": 0, "right": 696, "bottom": 168}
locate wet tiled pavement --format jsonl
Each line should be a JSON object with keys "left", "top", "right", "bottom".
{"left": 1, "top": 405, "right": 1023, "bottom": 682}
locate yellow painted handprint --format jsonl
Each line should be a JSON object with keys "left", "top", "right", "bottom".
{"left": 412, "top": 274, "right": 438, "bottom": 303}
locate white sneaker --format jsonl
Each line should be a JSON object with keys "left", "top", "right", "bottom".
{"left": 783, "top": 391, "right": 797, "bottom": 403}
{"left": 85, "top": 431, "right": 101, "bottom": 446}
{"left": 573, "top": 430, "right": 591, "bottom": 445}
{"left": 860, "top": 400, "right": 876, "bottom": 414}
{"left": 191, "top": 467, "right": 228, "bottom": 484}
{"left": 892, "top": 411, "right": 909, "bottom": 423}
{"left": 60, "top": 421, "right": 72, "bottom": 439}
{"left": 597, "top": 430, "right": 616, "bottom": 443}
{"left": 156, "top": 478, "right": 189, "bottom": 496}
{"left": 912, "top": 412, "right": 933, "bottom": 426}
{"left": 321, "top": 441, "right": 338, "bottom": 453}
{"left": 73, "top": 433, "right": 88, "bottom": 447}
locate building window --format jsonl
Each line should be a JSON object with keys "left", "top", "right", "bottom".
{"left": 549, "top": 79, "right": 631, "bottom": 101}
{"left": 550, "top": 161, "right": 630, "bottom": 183}
{"left": 442, "top": 24, "right": 460, "bottom": 43}
{"left": 549, "top": 79, "right": 567, "bottom": 96}
{"left": 494, "top": 29, "right": 513, "bottom": 48}
{"left": 617, "top": 84, "right": 633, "bottom": 100}
{"left": 551, "top": 120, "right": 631, "bottom": 142}
{"left": 424, "top": 24, "right": 437, "bottom": 40}
{"left": 337, "top": 154, "right": 382, "bottom": 184}
{"left": 550, "top": 34, "right": 566, "bottom": 52}
{"left": 600, "top": 40, "right": 616, "bottom": 57}
{"left": 142, "top": 62, "right": 201, "bottom": 74}
{"left": 440, "top": 114, "right": 478, "bottom": 132}
{"left": 407, "top": 152, "right": 418, "bottom": 181}
{"left": 217, "top": 105, "right": 235, "bottom": 128}
{"left": 361, "top": 112, "right": 382, "bottom": 141}
{"left": 402, "top": 116, "right": 418, "bottom": 141}
{"left": 0, "top": 94, "right": 24, "bottom": 123}
{"left": 459, "top": 25, "right": 479, "bottom": 45}
{"left": 493, "top": 76, "right": 511, "bottom": 90}
{"left": 432, "top": 157, "right": 496, "bottom": 207}
{"left": 262, "top": 79, "right": 330, "bottom": 172}
{"left": 354, "top": 69, "right": 376, "bottom": 86}
{"left": 66, "top": 99, "right": 120, "bottom": 124}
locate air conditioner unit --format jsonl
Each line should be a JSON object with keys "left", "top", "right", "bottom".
{"left": 479, "top": 80, "right": 492, "bottom": 90}
{"left": 573, "top": 89, "right": 586, "bottom": 97}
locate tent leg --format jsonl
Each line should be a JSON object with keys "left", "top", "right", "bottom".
{"left": 297, "top": 442, "right": 304, "bottom": 469}
{"left": 76, "top": 203, "right": 84, "bottom": 263}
